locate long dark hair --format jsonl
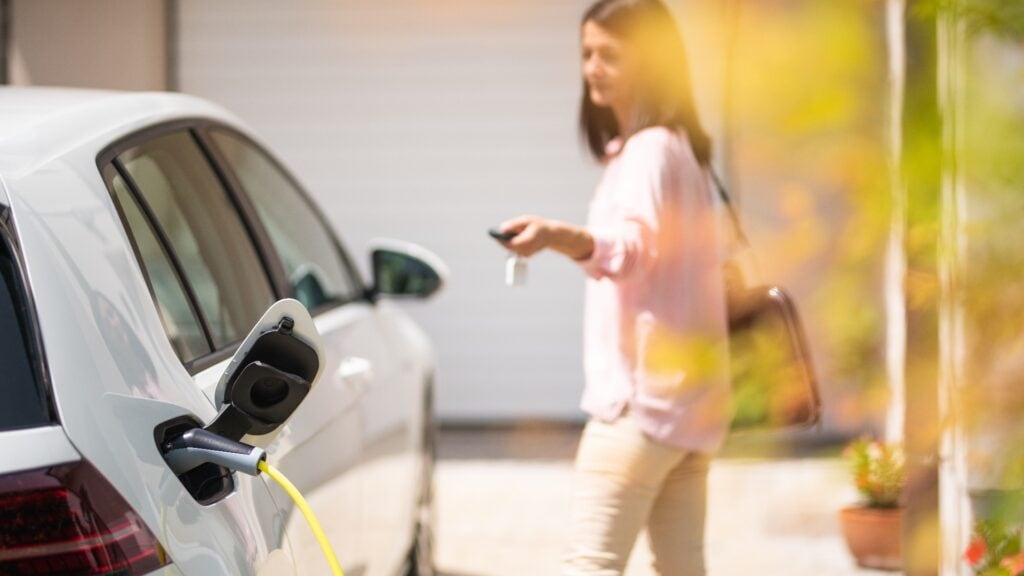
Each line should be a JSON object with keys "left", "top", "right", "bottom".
{"left": 579, "top": 0, "right": 712, "bottom": 166}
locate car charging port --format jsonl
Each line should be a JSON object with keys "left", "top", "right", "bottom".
{"left": 154, "top": 416, "right": 236, "bottom": 506}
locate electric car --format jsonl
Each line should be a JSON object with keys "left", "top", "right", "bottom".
{"left": 0, "top": 87, "right": 442, "bottom": 576}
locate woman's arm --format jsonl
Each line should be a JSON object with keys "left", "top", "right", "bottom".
{"left": 496, "top": 213, "right": 657, "bottom": 282}
{"left": 497, "top": 216, "right": 595, "bottom": 261}
{"left": 498, "top": 129, "right": 678, "bottom": 281}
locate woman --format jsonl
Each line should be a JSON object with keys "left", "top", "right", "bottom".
{"left": 496, "top": 1, "right": 730, "bottom": 574}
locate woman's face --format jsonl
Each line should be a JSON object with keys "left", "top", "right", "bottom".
{"left": 581, "top": 20, "right": 637, "bottom": 112}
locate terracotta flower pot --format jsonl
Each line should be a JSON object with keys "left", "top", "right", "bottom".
{"left": 839, "top": 505, "right": 903, "bottom": 571}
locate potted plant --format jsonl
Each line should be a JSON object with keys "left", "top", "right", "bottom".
{"left": 964, "top": 519, "right": 1024, "bottom": 575}
{"left": 839, "top": 438, "right": 905, "bottom": 570}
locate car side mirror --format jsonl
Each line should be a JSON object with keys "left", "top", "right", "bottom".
{"left": 205, "top": 299, "right": 324, "bottom": 441}
{"left": 369, "top": 239, "right": 448, "bottom": 300}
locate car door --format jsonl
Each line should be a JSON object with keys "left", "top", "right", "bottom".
{"left": 97, "top": 128, "right": 297, "bottom": 574}
{"left": 203, "top": 126, "right": 405, "bottom": 575}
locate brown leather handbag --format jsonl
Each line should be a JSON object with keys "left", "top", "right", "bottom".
{"left": 710, "top": 172, "right": 823, "bottom": 433}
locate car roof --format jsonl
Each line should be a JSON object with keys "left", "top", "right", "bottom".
{"left": 0, "top": 86, "right": 245, "bottom": 179}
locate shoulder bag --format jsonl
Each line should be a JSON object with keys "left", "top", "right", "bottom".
{"left": 709, "top": 171, "right": 823, "bottom": 433}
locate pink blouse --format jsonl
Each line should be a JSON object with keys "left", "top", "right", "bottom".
{"left": 576, "top": 126, "right": 731, "bottom": 453}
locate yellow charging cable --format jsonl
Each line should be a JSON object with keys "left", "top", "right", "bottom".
{"left": 258, "top": 460, "right": 345, "bottom": 576}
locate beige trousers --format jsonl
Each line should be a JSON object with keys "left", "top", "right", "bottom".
{"left": 562, "top": 414, "right": 710, "bottom": 576}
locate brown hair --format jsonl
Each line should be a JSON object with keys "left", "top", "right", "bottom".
{"left": 579, "top": 0, "right": 712, "bottom": 165}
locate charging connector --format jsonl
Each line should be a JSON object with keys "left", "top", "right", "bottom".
{"left": 162, "top": 428, "right": 266, "bottom": 477}
{"left": 160, "top": 427, "right": 343, "bottom": 575}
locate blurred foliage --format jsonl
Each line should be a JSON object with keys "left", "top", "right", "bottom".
{"left": 728, "top": 300, "right": 819, "bottom": 431}
{"left": 965, "top": 520, "right": 1024, "bottom": 575}
{"left": 690, "top": 0, "right": 1023, "bottom": 444}
{"left": 729, "top": 325, "right": 790, "bottom": 429}
{"left": 716, "top": 0, "right": 1024, "bottom": 443}
{"left": 896, "top": 0, "right": 1024, "bottom": 555}
{"left": 919, "top": 0, "right": 1024, "bottom": 40}
{"left": 844, "top": 438, "right": 905, "bottom": 508}
{"left": 940, "top": 1, "right": 1024, "bottom": 498}
{"left": 726, "top": 1, "right": 890, "bottom": 428}
{"left": 958, "top": 42, "right": 1024, "bottom": 371}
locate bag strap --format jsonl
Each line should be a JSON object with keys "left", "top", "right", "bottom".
{"left": 707, "top": 169, "right": 765, "bottom": 285}
{"left": 708, "top": 169, "right": 752, "bottom": 250}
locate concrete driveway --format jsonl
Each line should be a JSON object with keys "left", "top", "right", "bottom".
{"left": 434, "top": 426, "right": 897, "bottom": 576}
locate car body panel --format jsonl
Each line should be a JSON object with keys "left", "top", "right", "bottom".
{"left": 0, "top": 86, "right": 436, "bottom": 576}
{"left": 0, "top": 425, "right": 80, "bottom": 475}
{"left": 0, "top": 174, "right": 10, "bottom": 206}
{"left": 5, "top": 144, "right": 294, "bottom": 575}
{"left": 266, "top": 295, "right": 429, "bottom": 575}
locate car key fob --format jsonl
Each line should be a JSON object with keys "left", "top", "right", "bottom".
{"left": 489, "top": 227, "right": 519, "bottom": 242}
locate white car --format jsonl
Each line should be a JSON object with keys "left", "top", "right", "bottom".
{"left": 0, "top": 87, "right": 443, "bottom": 576}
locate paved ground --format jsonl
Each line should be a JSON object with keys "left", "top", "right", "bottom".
{"left": 434, "top": 426, "right": 898, "bottom": 576}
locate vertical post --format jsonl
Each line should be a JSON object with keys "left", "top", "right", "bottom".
{"left": 885, "top": 0, "right": 907, "bottom": 445}
{"left": 164, "top": 0, "right": 177, "bottom": 91}
{"left": 936, "top": 4, "right": 970, "bottom": 571}
{"left": 902, "top": 1, "right": 943, "bottom": 574}
{"left": 0, "top": 0, "right": 9, "bottom": 85}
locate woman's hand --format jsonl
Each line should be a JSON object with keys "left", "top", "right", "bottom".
{"left": 497, "top": 215, "right": 553, "bottom": 258}
{"left": 498, "top": 215, "right": 595, "bottom": 261}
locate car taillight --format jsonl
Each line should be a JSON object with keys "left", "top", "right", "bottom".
{"left": 0, "top": 461, "right": 171, "bottom": 575}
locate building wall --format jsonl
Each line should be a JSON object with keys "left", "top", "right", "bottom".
{"left": 7, "top": 0, "right": 166, "bottom": 90}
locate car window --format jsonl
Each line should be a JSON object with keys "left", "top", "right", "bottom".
{"left": 209, "top": 129, "right": 362, "bottom": 310}
{"left": 118, "top": 131, "right": 274, "bottom": 349}
{"left": 110, "top": 172, "right": 211, "bottom": 362}
{"left": 0, "top": 238, "right": 51, "bottom": 431}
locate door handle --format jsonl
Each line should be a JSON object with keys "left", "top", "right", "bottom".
{"left": 336, "top": 356, "right": 373, "bottom": 387}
